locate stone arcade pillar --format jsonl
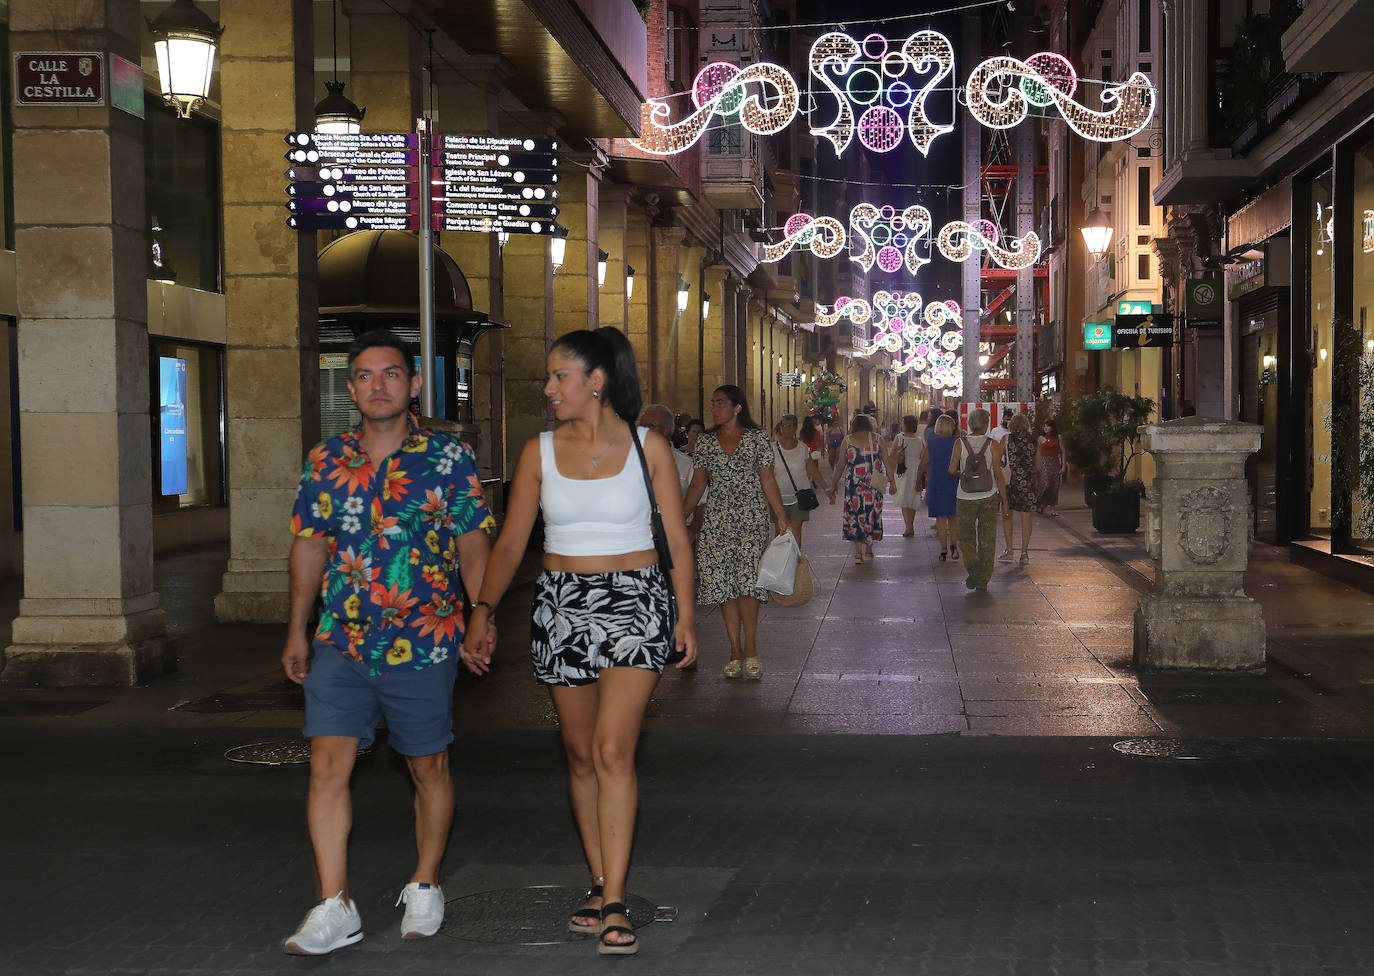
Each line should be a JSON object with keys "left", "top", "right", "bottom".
{"left": 4, "top": 0, "right": 171, "bottom": 685}
{"left": 1133, "top": 418, "right": 1266, "bottom": 672}
{"left": 214, "top": 0, "right": 318, "bottom": 622}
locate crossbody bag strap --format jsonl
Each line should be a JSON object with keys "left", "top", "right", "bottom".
{"left": 774, "top": 442, "right": 801, "bottom": 491}
{"left": 630, "top": 425, "right": 674, "bottom": 572}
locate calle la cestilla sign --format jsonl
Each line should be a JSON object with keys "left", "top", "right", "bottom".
{"left": 13, "top": 52, "right": 106, "bottom": 107}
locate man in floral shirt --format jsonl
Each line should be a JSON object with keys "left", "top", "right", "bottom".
{"left": 281, "top": 331, "right": 494, "bottom": 955}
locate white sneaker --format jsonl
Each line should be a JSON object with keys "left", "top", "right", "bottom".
{"left": 396, "top": 881, "right": 445, "bottom": 939}
{"left": 283, "top": 892, "right": 363, "bottom": 955}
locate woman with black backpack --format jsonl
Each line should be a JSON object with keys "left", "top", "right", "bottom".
{"left": 948, "top": 407, "right": 1011, "bottom": 592}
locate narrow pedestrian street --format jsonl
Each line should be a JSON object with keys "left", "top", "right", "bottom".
{"left": 5, "top": 485, "right": 1374, "bottom": 975}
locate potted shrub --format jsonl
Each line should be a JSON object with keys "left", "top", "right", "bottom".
{"left": 1060, "top": 387, "right": 1155, "bottom": 532}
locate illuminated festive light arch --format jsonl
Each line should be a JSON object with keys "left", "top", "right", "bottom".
{"left": 924, "top": 299, "right": 963, "bottom": 329}
{"left": 630, "top": 62, "right": 799, "bottom": 156}
{"left": 937, "top": 221, "right": 1041, "bottom": 270}
{"left": 965, "top": 54, "right": 1154, "bottom": 142}
{"left": 849, "top": 204, "right": 933, "bottom": 275}
{"left": 760, "top": 214, "right": 846, "bottom": 263}
{"left": 815, "top": 296, "right": 872, "bottom": 327}
{"left": 810, "top": 30, "right": 955, "bottom": 158}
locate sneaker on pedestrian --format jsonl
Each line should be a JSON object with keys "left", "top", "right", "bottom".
{"left": 283, "top": 892, "right": 363, "bottom": 955}
{"left": 397, "top": 881, "right": 445, "bottom": 939}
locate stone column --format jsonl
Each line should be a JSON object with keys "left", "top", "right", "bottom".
{"left": 650, "top": 225, "right": 685, "bottom": 402}
{"left": 702, "top": 265, "right": 728, "bottom": 414}
{"left": 552, "top": 149, "right": 605, "bottom": 337}
{"left": 675, "top": 243, "right": 705, "bottom": 412}
{"left": 3, "top": 0, "right": 171, "bottom": 685}
{"left": 215, "top": 0, "right": 318, "bottom": 622}
{"left": 598, "top": 183, "right": 630, "bottom": 332}
{"left": 1134, "top": 418, "right": 1265, "bottom": 671}
{"left": 625, "top": 201, "right": 652, "bottom": 381}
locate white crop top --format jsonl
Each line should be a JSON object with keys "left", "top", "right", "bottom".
{"left": 540, "top": 426, "right": 655, "bottom": 557}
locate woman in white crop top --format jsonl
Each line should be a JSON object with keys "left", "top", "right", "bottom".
{"left": 461, "top": 327, "right": 697, "bottom": 957}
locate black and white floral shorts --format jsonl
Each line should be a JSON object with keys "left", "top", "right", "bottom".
{"left": 530, "top": 566, "right": 677, "bottom": 687}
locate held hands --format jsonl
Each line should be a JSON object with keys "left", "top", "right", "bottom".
{"left": 459, "top": 610, "right": 498, "bottom": 675}
{"left": 281, "top": 632, "right": 310, "bottom": 685}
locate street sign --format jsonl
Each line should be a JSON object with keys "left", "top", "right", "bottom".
{"left": 286, "top": 165, "right": 414, "bottom": 183}
{"left": 287, "top": 213, "right": 419, "bottom": 231}
{"left": 1116, "top": 300, "right": 1159, "bottom": 316}
{"left": 434, "top": 215, "right": 561, "bottom": 235}
{"left": 1112, "top": 312, "right": 1175, "bottom": 348}
{"left": 439, "top": 135, "right": 560, "bottom": 153}
{"left": 14, "top": 52, "right": 105, "bottom": 107}
{"left": 1185, "top": 277, "right": 1222, "bottom": 328}
{"left": 439, "top": 198, "right": 558, "bottom": 219}
{"left": 286, "top": 132, "right": 418, "bottom": 150}
{"left": 1083, "top": 322, "right": 1112, "bottom": 350}
{"left": 777, "top": 372, "right": 803, "bottom": 387}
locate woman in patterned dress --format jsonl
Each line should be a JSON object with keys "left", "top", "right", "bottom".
{"left": 1036, "top": 419, "right": 1068, "bottom": 516}
{"left": 1002, "top": 412, "right": 1038, "bottom": 565}
{"left": 840, "top": 414, "right": 886, "bottom": 563}
{"left": 683, "top": 386, "right": 789, "bottom": 680}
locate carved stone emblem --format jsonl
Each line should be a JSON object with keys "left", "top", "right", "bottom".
{"left": 1177, "top": 485, "right": 1231, "bottom": 565}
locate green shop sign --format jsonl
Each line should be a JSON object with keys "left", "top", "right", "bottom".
{"left": 1184, "top": 277, "right": 1223, "bottom": 328}
{"left": 1083, "top": 322, "right": 1112, "bottom": 350}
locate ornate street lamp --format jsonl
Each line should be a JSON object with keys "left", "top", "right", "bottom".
{"left": 148, "top": 0, "right": 224, "bottom": 119}
{"left": 676, "top": 275, "right": 691, "bottom": 313}
{"left": 702, "top": 295, "right": 710, "bottom": 319}
{"left": 596, "top": 249, "right": 608, "bottom": 288}
{"left": 625, "top": 265, "right": 635, "bottom": 298}
{"left": 1080, "top": 208, "right": 1114, "bottom": 258}
{"left": 314, "top": 0, "right": 365, "bottom": 133}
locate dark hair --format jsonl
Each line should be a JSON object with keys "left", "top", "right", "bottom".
{"left": 902, "top": 414, "right": 920, "bottom": 434}
{"left": 710, "top": 385, "right": 758, "bottom": 430}
{"left": 1043, "top": 419, "right": 1059, "bottom": 435}
{"left": 549, "top": 326, "right": 643, "bottom": 423}
{"left": 800, "top": 415, "right": 819, "bottom": 441}
{"left": 348, "top": 329, "right": 415, "bottom": 376}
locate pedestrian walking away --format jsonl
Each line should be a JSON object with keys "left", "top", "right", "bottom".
{"left": 890, "top": 414, "right": 928, "bottom": 537}
{"left": 949, "top": 407, "right": 1011, "bottom": 592}
{"left": 839, "top": 413, "right": 886, "bottom": 564}
{"left": 1037, "top": 418, "right": 1068, "bottom": 516}
{"left": 772, "top": 413, "right": 825, "bottom": 545}
{"left": 1002, "top": 413, "right": 1037, "bottom": 564}
{"left": 461, "top": 326, "right": 698, "bottom": 957}
{"left": 684, "top": 385, "right": 789, "bottom": 681}
{"left": 924, "top": 414, "right": 959, "bottom": 560}
{"left": 280, "top": 329, "right": 495, "bottom": 955}
{"left": 825, "top": 421, "right": 845, "bottom": 498}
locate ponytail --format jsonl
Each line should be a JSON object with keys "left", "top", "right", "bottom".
{"left": 549, "top": 326, "right": 643, "bottom": 424}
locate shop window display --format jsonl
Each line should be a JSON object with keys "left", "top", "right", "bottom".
{"left": 151, "top": 341, "right": 225, "bottom": 511}
{"left": 1352, "top": 141, "right": 1374, "bottom": 546}
{"left": 1309, "top": 173, "right": 1333, "bottom": 533}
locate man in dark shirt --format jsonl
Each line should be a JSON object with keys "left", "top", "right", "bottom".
{"left": 281, "top": 331, "right": 493, "bottom": 954}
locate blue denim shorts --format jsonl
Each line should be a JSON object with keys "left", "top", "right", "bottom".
{"left": 302, "top": 640, "right": 457, "bottom": 757}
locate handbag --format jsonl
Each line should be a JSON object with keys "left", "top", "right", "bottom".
{"left": 868, "top": 440, "right": 888, "bottom": 494}
{"left": 775, "top": 443, "right": 820, "bottom": 511}
{"left": 891, "top": 436, "right": 907, "bottom": 476}
{"left": 770, "top": 552, "right": 813, "bottom": 606}
{"left": 630, "top": 426, "right": 683, "bottom": 662}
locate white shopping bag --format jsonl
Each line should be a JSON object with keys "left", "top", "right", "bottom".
{"left": 755, "top": 530, "right": 801, "bottom": 595}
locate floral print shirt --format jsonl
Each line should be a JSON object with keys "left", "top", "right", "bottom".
{"left": 291, "top": 420, "right": 495, "bottom": 675}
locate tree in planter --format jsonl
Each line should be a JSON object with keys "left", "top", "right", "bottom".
{"left": 1061, "top": 387, "right": 1155, "bottom": 488}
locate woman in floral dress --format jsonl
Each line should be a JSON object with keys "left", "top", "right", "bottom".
{"left": 1003, "top": 413, "right": 1038, "bottom": 565}
{"left": 684, "top": 386, "right": 789, "bottom": 680}
{"left": 840, "top": 414, "right": 885, "bottom": 563}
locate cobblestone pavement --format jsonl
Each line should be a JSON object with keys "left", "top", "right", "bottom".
{"left": 3, "top": 486, "right": 1374, "bottom": 974}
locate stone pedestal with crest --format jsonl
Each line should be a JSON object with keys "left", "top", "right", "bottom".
{"left": 1133, "top": 418, "right": 1266, "bottom": 672}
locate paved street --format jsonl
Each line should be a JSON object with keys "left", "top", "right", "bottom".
{"left": 4, "top": 492, "right": 1374, "bottom": 975}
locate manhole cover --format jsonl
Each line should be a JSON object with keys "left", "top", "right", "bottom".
{"left": 1112, "top": 738, "right": 1251, "bottom": 760}
{"left": 224, "top": 739, "right": 372, "bottom": 765}
{"left": 442, "top": 886, "right": 661, "bottom": 945}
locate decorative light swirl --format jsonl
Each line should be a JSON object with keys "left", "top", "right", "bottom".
{"left": 965, "top": 55, "right": 1155, "bottom": 142}
{"left": 761, "top": 215, "right": 846, "bottom": 263}
{"left": 808, "top": 32, "right": 860, "bottom": 156}
{"left": 815, "top": 297, "right": 872, "bottom": 327}
{"left": 631, "top": 62, "right": 799, "bottom": 155}
{"left": 901, "top": 31, "right": 955, "bottom": 154}
{"left": 924, "top": 300, "right": 962, "bottom": 329}
{"left": 937, "top": 221, "right": 1042, "bottom": 270}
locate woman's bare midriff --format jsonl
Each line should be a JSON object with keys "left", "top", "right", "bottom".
{"left": 543, "top": 550, "right": 659, "bottom": 574}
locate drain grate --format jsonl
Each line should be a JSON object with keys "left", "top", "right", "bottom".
{"left": 225, "top": 739, "right": 371, "bottom": 765}
{"left": 1112, "top": 738, "right": 1252, "bottom": 760}
{"left": 442, "top": 886, "right": 666, "bottom": 945}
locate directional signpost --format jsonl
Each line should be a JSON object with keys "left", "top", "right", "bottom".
{"left": 433, "top": 134, "right": 562, "bottom": 235}
{"left": 283, "top": 132, "right": 420, "bottom": 231}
